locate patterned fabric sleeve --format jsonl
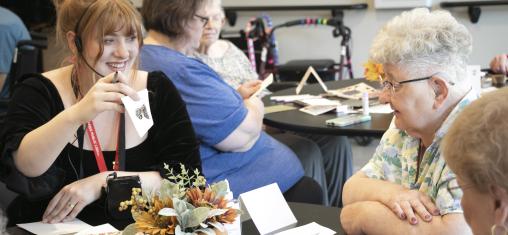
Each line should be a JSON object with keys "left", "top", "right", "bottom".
{"left": 434, "top": 163, "right": 463, "bottom": 215}
{"left": 361, "top": 128, "right": 407, "bottom": 183}
{"left": 360, "top": 131, "right": 393, "bottom": 180}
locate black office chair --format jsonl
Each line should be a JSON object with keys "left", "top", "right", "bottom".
{"left": 0, "top": 32, "right": 47, "bottom": 124}
{"left": 0, "top": 32, "right": 47, "bottom": 98}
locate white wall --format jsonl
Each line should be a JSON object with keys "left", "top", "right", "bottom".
{"left": 222, "top": 0, "right": 508, "bottom": 77}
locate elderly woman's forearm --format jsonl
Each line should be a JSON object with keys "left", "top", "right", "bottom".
{"left": 344, "top": 201, "right": 472, "bottom": 235}
{"left": 342, "top": 172, "right": 406, "bottom": 205}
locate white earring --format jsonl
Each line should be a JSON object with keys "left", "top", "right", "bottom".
{"left": 491, "top": 224, "right": 508, "bottom": 235}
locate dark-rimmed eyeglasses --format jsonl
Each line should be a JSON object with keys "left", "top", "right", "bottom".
{"left": 194, "top": 14, "right": 209, "bottom": 27}
{"left": 445, "top": 177, "right": 474, "bottom": 198}
{"left": 380, "top": 74, "right": 435, "bottom": 94}
{"left": 446, "top": 177, "right": 463, "bottom": 198}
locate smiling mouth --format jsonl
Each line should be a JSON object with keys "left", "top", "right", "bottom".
{"left": 107, "top": 61, "right": 127, "bottom": 71}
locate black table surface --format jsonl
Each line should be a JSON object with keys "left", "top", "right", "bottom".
{"left": 7, "top": 202, "right": 343, "bottom": 235}
{"left": 263, "top": 79, "right": 393, "bottom": 137}
{"left": 242, "top": 202, "right": 343, "bottom": 234}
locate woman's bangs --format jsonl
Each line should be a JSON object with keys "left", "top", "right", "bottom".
{"left": 99, "top": 1, "right": 142, "bottom": 39}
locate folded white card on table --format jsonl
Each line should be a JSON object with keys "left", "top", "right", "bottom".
{"left": 275, "top": 222, "right": 336, "bottom": 235}
{"left": 239, "top": 183, "right": 297, "bottom": 235}
{"left": 295, "top": 66, "right": 328, "bottom": 95}
{"left": 17, "top": 219, "right": 92, "bottom": 235}
{"left": 74, "top": 223, "right": 119, "bottom": 235}
{"left": 121, "top": 89, "right": 153, "bottom": 137}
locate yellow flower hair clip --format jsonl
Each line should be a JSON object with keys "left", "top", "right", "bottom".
{"left": 363, "top": 60, "right": 384, "bottom": 81}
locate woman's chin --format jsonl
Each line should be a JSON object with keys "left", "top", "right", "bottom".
{"left": 394, "top": 118, "right": 413, "bottom": 134}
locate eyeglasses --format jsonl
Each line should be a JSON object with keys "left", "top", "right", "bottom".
{"left": 446, "top": 177, "right": 463, "bottom": 198}
{"left": 208, "top": 14, "right": 225, "bottom": 24}
{"left": 446, "top": 177, "right": 474, "bottom": 199}
{"left": 380, "top": 74, "right": 435, "bottom": 95}
{"left": 194, "top": 14, "right": 209, "bottom": 27}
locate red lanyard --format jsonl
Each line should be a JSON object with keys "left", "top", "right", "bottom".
{"left": 85, "top": 120, "right": 120, "bottom": 172}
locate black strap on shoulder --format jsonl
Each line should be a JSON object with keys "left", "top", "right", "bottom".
{"left": 77, "top": 124, "right": 85, "bottom": 179}
{"left": 118, "top": 113, "right": 126, "bottom": 171}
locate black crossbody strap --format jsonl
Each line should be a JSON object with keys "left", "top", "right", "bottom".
{"left": 77, "top": 124, "right": 85, "bottom": 179}
{"left": 118, "top": 113, "right": 126, "bottom": 171}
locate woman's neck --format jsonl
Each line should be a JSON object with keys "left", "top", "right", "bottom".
{"left": 198, "top": 40, "right": 229, "bottom": 59}
{"left": 74, "top": 65, "right": 98, "bottom": 98}
{"left": 144, "top": 30, "right": 191, "bottom": 55}
{"left": 197, "top": 42, "right": 210, "bottom": 55}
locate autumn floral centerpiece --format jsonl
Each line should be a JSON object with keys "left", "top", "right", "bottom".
{"left": 121, "top": 164, "right": 240, "bottom": 235}
{"left": 363, "top": 60, "right": 384, "bottom": 81}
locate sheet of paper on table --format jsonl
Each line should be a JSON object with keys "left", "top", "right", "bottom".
{"left": 327, "top": 82, "right": 379, "bottom": 100}
{"left": 17, "top": 219, "right": 93, "bottom": 235}
{"left": 265, "top": 104, "right": 297, "bottom": 114}
{"left": 294, "top": 98, "right": 340, "bottom": 107}
{"left": 300, "top": 105, "right": 337, "bottom": 116}
{"left": 275, "top": 222, "right": 336, "bottom": 235}
{"left": 270, "top": 94, "right": 320, "bottom": 103}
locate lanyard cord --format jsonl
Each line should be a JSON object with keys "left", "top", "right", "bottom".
{"left": 70, "top": 67, "right": 125, "bottom": 174}
{"left": 85, "top": 114, "right": 124, "bottom": 172}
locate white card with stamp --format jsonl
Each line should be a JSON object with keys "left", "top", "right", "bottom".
{"left": 121, "top": 89, "right": 153, "bottom": 137}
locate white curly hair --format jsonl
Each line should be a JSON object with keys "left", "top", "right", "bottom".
{"left": 369, "top": 8, "right": 473, "bottom": 91}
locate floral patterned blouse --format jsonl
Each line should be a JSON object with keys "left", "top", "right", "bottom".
{"left": 194, "top": 40, "right": 258, "bottom": 89}
{"left": 361, "top": 89, "right": 478, "bottom": 215}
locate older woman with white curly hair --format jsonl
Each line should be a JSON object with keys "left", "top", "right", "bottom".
{"left": 340, "top": 8, "right": 476, "bottom": 235}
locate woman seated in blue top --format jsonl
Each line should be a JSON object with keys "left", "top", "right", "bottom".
{"left": 0, "top": 6, "right": 30, "bottom": 91}
{"left": 139, "top": 0, "right": 322, "bottom": 203}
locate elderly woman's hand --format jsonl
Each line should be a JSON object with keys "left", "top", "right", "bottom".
{"left": 383, "top": 188, "right": 440, "bottom": 225}
{"left": 237, "top": 80, "right": 262, "bottom": 99}
{"left": 42, "top": 172, "right": 107, "bottom": 223}
{"left": 490, "top": 54, "right": 508, "bottom": 75}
